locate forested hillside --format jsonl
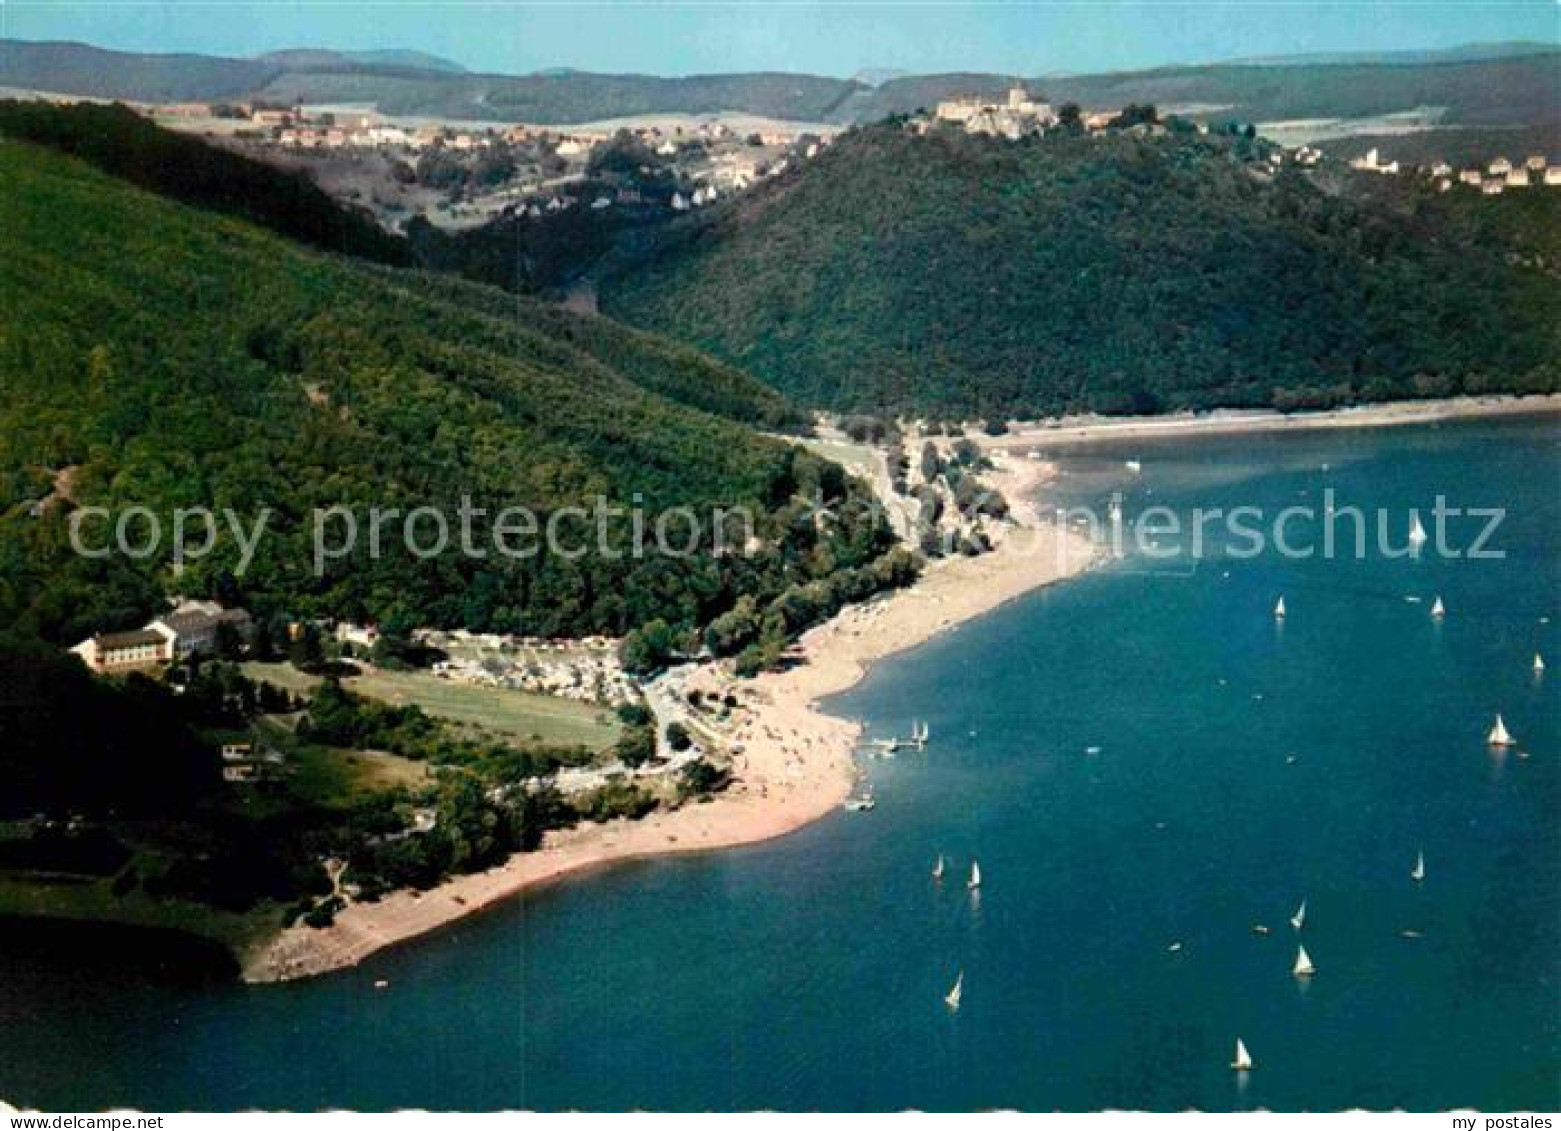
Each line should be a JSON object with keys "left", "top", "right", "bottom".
{"left": 0, "top": 100, "right": 410, "bottom": 265}
{"left": 0, "top": 140, "right": 901, "bottom": 659}
{"left": 597, "top": 122, "right": 1561, "bottom": 417}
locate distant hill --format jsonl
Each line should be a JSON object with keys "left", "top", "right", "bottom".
{"left": 250, "top": 68, "right": 863, "bottom": 125}
{"left": 595, "top": 122, "right": 1561, "bottom": 417}
{"left": 0, "top": 136, "right": 895, "bottom": 658}
{"left": 1230, "top": 42, "right": 1557, "bottom": 66}
{"left": 0, "top": 39, "right": 275, "bottom": 101}
{"left": 341, "top": 49, "right": 467, "bottom": 73}
{"left": 1, "top": 37, "right": 1553, "bottom": 127}
{"left": 857, "top": 50, "right": 1561, "bottom": 128}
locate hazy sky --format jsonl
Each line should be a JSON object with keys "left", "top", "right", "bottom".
{"left": 3, "top": 2, "right": 1556, "bottom": 77}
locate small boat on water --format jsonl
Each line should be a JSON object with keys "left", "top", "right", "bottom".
{"left": 1535, "top": 654, "right": 1547, "bottom": 675}
{"left": 912, "top": 720, "right": 929, "bottom": 749}
{"left": 1231, "top": 1039, "right": 1254, "bottom": 1072}
{"left": 1488, "top": 715, "right": 1516, "bottom": 747}
{"left": 1167, "top": 941, "right": 1183, "bottom": 953}
{"left": 967, "top": 861, "right": 982, "bottom": 890}
{"left": 1290, "top": 900, "right": 1307, "bottom": 931}
{"left": 843, "top": 795, "right": 876, "bottom": 812}
{"left": 1431, "top": 596, "right": 1446, "bottom": 619}
{"left": 1400, "top": 929, "right": 1424, "bottom": 940}
{"left": 1409, "top": 513, "right": 1428, "bottom": 545}
{"left": 1293, "top": 944, "right": 1316, "bottom": 978}
{"left": 1125, "top": 459, "right": 1143, "bottom": 474}
{"left": 1274, "top": 596, "right": 1287, "bottom": 619}
{"left": 945, "top": 971, "right": 964, "bottom": 1011}
{"left": 1411, "top": 850, "right": 1426, "bottom": 883}
{"left": 932, "top": 854, "right": 945, "bottom": 881}
{"left": 373, "top": 979, "right": 390, "bottom": 990}
{"left": 1251, "top": 924, "right": 1272, "bottom": 936}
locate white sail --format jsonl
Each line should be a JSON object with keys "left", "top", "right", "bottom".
{"left": 967, "top": 861, "right": 981, "bottom": 890}
{"left": 1431, "top": 596, "right": 1446, "bottom": 618}
{"left": 1293, "top": 944, "right": 1316, "bottom": 977}
{"left": 1535, "top": 654, "right": 1547, "bottom": 674}
{"left": 932, "top": 854, "right": 945, "bottom": 880}
{"left": 1232, "top": 1039, "right": 1253, "bottom": 1071}
{"left": 945, "top": 971, "right": 963, "bottom": 1010}
{"left": 1488, "top": 714, "right": 1515, "bottom": 746}
{"left": 1411, "top": 850, "right": 1425, "bottom": 882}
{"left": 1409, "top": 514, "right": 1428, "bottom": 544}
{"left": 1290, "top": 900, "right": 1307, "bottom": 931}
{"left": 1274, "top": 596, "right": 1287, "bottom": 619}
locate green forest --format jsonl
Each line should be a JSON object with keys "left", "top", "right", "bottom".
{"left": 0, "top": 136, "right": 903, "bottom": 661}
{"left": 598, "top": 121, "right": 1561, "bottom": 417}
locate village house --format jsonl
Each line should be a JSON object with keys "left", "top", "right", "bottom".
{"left": 1482, "top": 179, "right": 1505, "bottom": 196}
{"left": 1350, "top": 148, "right": 1399, "bottom": 175}
{"left": 1505, "top": 168, "right": 1530, "bottom": 188}
{"left": 1488, "top": 157, "right": 1513, "bottom": 177}
{"left": 1525, "top": 155, "right": 1547, "bottom": 172}
{"left": 251, "top": 108, "right": 292, "bottom": 129}
{"left": 1545, "top": 168, "right": 1561, "bottom": 187}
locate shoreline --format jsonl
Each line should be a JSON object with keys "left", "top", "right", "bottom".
{"left": 240, "top": 392, "right": 1555, "bottom": 982}
{"left": 982, "top": 393, "right": 1561, "bottom": 449}
{"left": 242, "top": 455, "right": 1097, "bottom": 983}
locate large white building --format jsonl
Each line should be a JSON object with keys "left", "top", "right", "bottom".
{"left": 69, "top": 600, "right": 251, "bottom": 674}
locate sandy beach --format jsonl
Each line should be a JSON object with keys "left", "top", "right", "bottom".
{"left": 982, "top": 393, "right": 1561, "bottom": 450}
{"left": 243, "top": 453, "right": 1097, "bottom": 982}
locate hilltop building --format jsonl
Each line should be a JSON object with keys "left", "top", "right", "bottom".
{"left": 934, "top": 86, "right": 1056, "bottom": 139}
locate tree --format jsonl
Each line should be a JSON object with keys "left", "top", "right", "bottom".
{"left": 614, "top": 725, "right": 657, "bottom": 768}
{"left": 288, "top": 622, "right": 325, "bottom": 672}
{"left": 666, "top": 721, "right": 692, "bottom": 752}
{"left": 619, "top": 618, "right": 682, "bottom": 674}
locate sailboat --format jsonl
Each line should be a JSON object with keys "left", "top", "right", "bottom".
{"left": 1430, "top": 596, "right": 1446, "bottom": 619}
{"left": 944, "top": 971, "right": 964, "bottom": 1011}
{"left": 932, "top": 854, "right": 946, "bottom": 881}
{"left": 1535, "top": 654, "right": 1547, "bottom": 675}
{"left": 1274, "top": 596, "right": 1287, "bottom": 619}
{"left": 1231, "top": 1039, "right": 1254, "bottom": 1072}
{"left": 1293, "top": 944, "right": 1316, "bottom": 977}
{"left": 1409, "top": 513, "right": 1428, "bottom": 545}
{"left": 1290, "top": 900, "right": 1307, "bottom": 931}
{"left": 1488, "top": 714, "right": 1516, "bottom": 747}
{"left": 967, "top": 861, "right": 982, "bottom": 890}
{"left": 1411, "top": 850, "right": 1426, "bottom": 883}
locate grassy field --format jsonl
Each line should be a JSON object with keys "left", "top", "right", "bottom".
{"left": 283, "top": 745, "right": 431, "bottom": 808}
{"left": 0, "top": 872, "right": 277, "bottom": 956}
{"left": 244, "top": 662, "right": 621, "bottom": 751}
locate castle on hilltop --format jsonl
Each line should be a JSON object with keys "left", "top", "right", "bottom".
{"left": 934, "top": 86, "right": 1057, "bottom": 139}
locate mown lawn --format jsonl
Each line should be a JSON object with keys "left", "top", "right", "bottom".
{"left": 243, "top": 662, "right": 620, "bottom": 751}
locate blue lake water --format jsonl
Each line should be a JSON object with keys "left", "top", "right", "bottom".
{"left": 1, "top": 414, "right": 1556, "bottom": 1111}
